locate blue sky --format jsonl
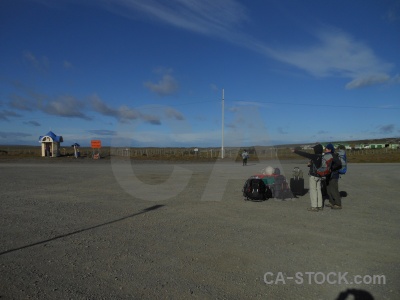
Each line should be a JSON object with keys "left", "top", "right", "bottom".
{"left": 1, "top": 0, "right": 399, "bottom": 147}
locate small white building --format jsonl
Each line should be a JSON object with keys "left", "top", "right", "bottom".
{"left": 370, "top": 144, "right": 386, "bottom": 149}
{"left": 38, "top": 131, "right": 63, "bottom": 157}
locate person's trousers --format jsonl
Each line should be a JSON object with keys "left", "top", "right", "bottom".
{"left": 327, "top": 178, "right": 341, "bottom": 206}
{"left": 309, "top": 175, "right": 323, "bottom": 208}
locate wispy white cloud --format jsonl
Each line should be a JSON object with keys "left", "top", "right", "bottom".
{"left": 25, "top": 1, "right": 397, "bottom": 90}
{"left": 165, "top": 107, "right": 185, "bottom": 120}
{"left": 9, "top": 94, "right": 35, "bottom": 111}
{"left": 42, "top": 95, "right": 91, "bottom": 120}
{"left": 103, "top": 0, "right": 249, "bottom": 37}
{"left": 90, "top": 94, "right": 141, "bottom": 122}
{"left": 144, "top": 74, "right": 179, "bottom": 96}
{"left": 6, "top": 84, "right": 186, "bottom": 126}
{"left": 265, "top": 28, "right": 394, "bottom": 89}
{"left": 345, "top": 74, "right": 390, "bottom": 89}
{"left": 0, "top": 110, "right": 22, "bottom": 121}
{"left": 101, "top": 1, "right": 395, "bottom": 89}
{"left": 87, "top": 129, "right": 117, "bottom": 136}
{"left": 141, "top": 113, "right": 162, "bottom": 125}
{"left": 89, "top": 94, "right": 180, "bottom": 125}
{"left": 7, "top": 83, "right": 91, "bottom": 120}
{"left": 24, "top": 120, "right": 41, "bottom": 126}
{"left": 0, "top": 131, "right": 31, "bottom": 138}
{"left": 117, "top": 105, "right": 142, "bottom": 122}
{"left": 23, "top": 51, "right": 50, "bottom": 73}
{"left": 144, "top": 67, "right": 179, "bottom": 96}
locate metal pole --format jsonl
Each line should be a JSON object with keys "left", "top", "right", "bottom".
{"left": 221, "top": 89, "right": 225, "bottom": 159}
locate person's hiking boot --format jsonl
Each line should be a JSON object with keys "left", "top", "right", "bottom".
{"left": 325, "top": 202, "right": 334, "bottom": 208}
{"left": 332, "top": 205, "right": 342, "bottom": 210}
{"left": 307, "top": 207, "right": 319, "bottom": 212}
{"left": 318, "top": 207, "right": 323, "bottom": 211}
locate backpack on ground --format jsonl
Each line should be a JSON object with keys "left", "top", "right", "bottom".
{"left": 245, "top": 173, "right": 293, "bottom": 200}
{"left": 330, "top": 153, "right": 343, "bottom": 172}
{"left": 290, "top": 167, "right": 304, "bottom": 196}
{"left": 337, "top": 149, "right": 347, "bottom": 174}
{"left": 243, "top": 177, "right": 268, "bottom": 201}
{"left": 272, "top": 175, "right": 294, "bottom": 200}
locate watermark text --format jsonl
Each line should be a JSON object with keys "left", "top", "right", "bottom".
{"left": 263, "top": 272, "right": 386, "bottom": 285}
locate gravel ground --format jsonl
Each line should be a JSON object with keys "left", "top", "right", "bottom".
{"left": 0, "top": 158, "right": 399, "bottom": 299}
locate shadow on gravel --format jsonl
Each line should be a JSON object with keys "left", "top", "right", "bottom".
{"left": 0, "top": 204, "right": 165, "bottom": 256}
{"left": 336, "top": 288, "right": 374, "bottom": 300}
{"left": 300, "top": 188, "right": 309, "bottom": 196}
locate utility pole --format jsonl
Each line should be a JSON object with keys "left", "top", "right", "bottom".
{"left": 221, "top": 89, "right": 224, "bottom": 159}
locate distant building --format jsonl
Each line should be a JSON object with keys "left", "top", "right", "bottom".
{"left": 38, "top": 131, "right": 63, "bottom": 157}
{"left": 335, "top": 144, "right": 351, "bottom": 150}
{"left": 370, "top": 144, "right": 386, "bottom": 149}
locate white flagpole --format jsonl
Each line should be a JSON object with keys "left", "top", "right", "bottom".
{"left": 221, "top": 89, "right": 224, "bottom": 159}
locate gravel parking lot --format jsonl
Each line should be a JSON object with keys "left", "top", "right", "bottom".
{"left": 1, "top": 158, "right": 399, "bottom": 299}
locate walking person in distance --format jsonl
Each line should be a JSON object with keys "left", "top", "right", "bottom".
{"left": 242, "top": 150, "right": 249, "bottom": 166}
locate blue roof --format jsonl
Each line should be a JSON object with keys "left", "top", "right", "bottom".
{"left": 39, "top": 131, "right": 63, "bottom": 143}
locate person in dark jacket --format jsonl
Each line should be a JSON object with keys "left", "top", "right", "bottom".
{"left": 292, "top": 144, "right": 324, "bottom": 212}
{"left": 324, "top": 143, "right": 342, "bottom": 209}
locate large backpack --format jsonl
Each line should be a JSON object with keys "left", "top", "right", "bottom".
{"left": 337, "top": 149, "right": 347, "bottom": 174}
{"left": 243, "top": 178, "right": 267, "bottom": 201}
{"left": 330, "top": 153, "right": 343, "bottom": 172}
{"left": 316, "top": 154, "right": 333, "bottom": 177}
{"left": 272, "top": 175, "right": 292, "bottom": 199}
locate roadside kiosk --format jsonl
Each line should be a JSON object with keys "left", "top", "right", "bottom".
{"left": 39, "top": 131, "right": 63, "bottom": 157}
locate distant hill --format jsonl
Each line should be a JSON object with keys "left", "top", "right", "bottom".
{"left": 273, "top": 137, "right": 400, "bottom": 148}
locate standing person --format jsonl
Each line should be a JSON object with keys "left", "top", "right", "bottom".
{"left": 292, "top": 144, "right": 324, "bottom": 212}
{"left": 45, "top": 143, "right": 51, "bottom": 157}
{"left": 242, "top": 150, "right": 249, "bottom": 166}
{"left": 324, "top": 143, "right": 342, "bottom": 209}
{"left": 74, "top": 144, "right": 78, "bottom": 158}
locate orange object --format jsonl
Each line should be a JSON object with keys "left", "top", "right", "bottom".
{"left": 91, "top": 140, "right": 101, "bottom": 148}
